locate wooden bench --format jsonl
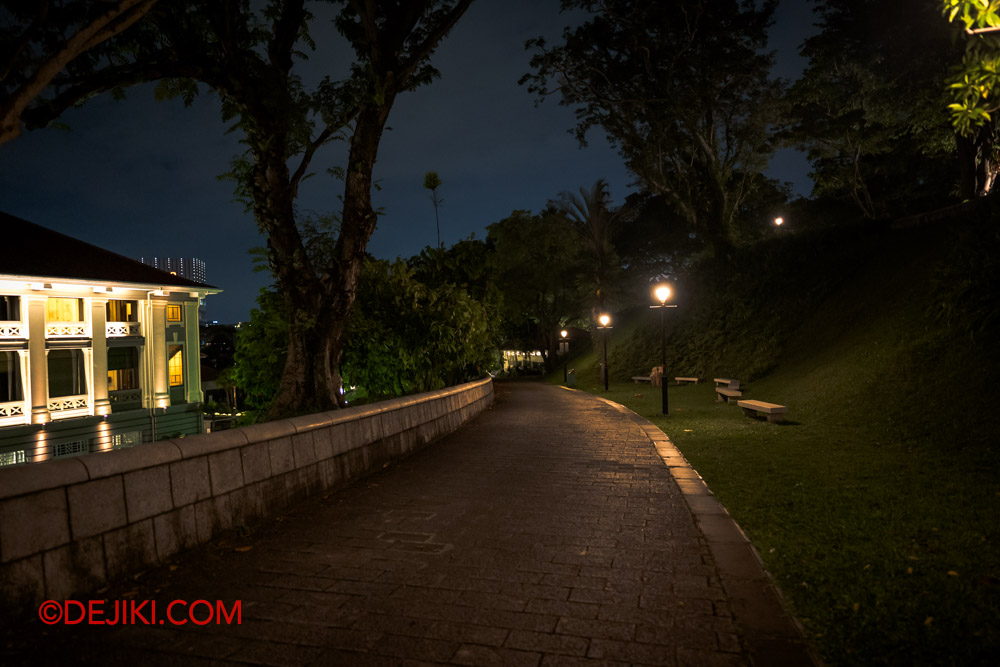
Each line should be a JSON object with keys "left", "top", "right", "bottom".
{"left": 714, "top": 378, "right": 740, "bottom": 389}
{"left": 674, "top": 377, "right": 699, "bottom": 385}
{"left": 738, "top": 399, "right": 787, "bottom": 423}
{"left": 716, "top": 387, "right": 742, "bottom": 403}
{"left": 631, "top": 376, "right": 652, "bottom": 384}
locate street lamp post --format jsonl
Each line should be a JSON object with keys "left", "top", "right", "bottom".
{"left": 597, "top": 314, "right": 612, "bottom": 391}
{"left": 650, "top": 284, "right": 677, "bottom": 415}
{"left": 560, "top": 329, "right": 569, "bottom": 384}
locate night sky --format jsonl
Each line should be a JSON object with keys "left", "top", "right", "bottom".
{"left": 0, "top": 0, "right": 815, "bottom": 323}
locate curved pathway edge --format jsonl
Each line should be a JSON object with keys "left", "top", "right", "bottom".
{"left": 586, "top": 389, "right": 821, "bottom": 667}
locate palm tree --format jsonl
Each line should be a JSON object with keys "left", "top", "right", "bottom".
{"left": 553, "top": 178, "right": 620, "bottom": 322}
{"left": 423, "top": 171, "right": 443, "bottom": 248}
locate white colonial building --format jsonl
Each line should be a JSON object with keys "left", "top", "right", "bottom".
{"left": 0, "top": 212, "right": 221, "bottom": 465}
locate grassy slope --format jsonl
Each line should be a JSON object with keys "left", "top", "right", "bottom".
{"left": 560, "top": 225, "right": 1000, "bottom": 665}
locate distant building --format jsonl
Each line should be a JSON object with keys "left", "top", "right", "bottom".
{"left": 0, "top": 212, "right": 221, "bottom": 465}
{"left": 139, "top": 257, "right": 207, "bottom": 322}
{"left": 138, "top": 257, "right": 206, "bottom": 283}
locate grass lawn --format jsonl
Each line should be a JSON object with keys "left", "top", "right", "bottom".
{"left": 558, "top": 363, "right": 999, "bottom": 666}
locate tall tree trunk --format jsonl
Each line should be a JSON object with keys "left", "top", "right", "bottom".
{"left": 322, "top": 99, "right": 396, "bottom": 407}
{"left": 251, "top": 132, "right": 338, "bottom": 419}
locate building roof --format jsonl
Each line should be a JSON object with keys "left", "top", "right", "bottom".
{"left": 1, "top": 211, "right": 219, "bottom": 291}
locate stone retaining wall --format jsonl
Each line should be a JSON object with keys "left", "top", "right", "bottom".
{"left": 0, "top": 378, "right": 493, "bottom": 608}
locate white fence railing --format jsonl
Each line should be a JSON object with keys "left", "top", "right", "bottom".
{"left": 0, "top": 401, "right": 26, "bottom": 425}
{"left": 46, "top": 322, "right": 88, "bottom": 338}
{"left": 109, "top": 388, "right": 142, "bottom": 404}
{"left": 106, "top": 322, "right": 141, "bottom": 337}
{"left": 48, "top": 394, "right": 89, "bottom": 415}
{"left": 0, "top": 321, "right": 23, "bottom": 338}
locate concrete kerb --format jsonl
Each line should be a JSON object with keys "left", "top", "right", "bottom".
{"left": 583, "top": 389, "right": 821, "bottom": 667}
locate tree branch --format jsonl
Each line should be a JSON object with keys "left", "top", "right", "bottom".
{"left": 21, "top": 60, "right": 212, "bottom": 131}
{"left": 397, "top": 0, "right": 473, "bottom": 86}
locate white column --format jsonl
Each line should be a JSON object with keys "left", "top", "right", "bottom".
{"left": 150, "top": 299, "right": 170, "bottom": 408}
{"left": 25, "top": 296, "right": 50, "bottom": 424}
{"left": 90, "top": 298, "right": 111, "bottom": 416}
{"left": 184, "top": 300, "right": 203, "bottom": 404}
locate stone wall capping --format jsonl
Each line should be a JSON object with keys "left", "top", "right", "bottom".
{"left": 286, "top": 413, "right": 333, "bottom": 433}
{"left": 325, "top": 403, "right": 383, "bottom": 426}
{"left": 0, "top": 457, "right": 89, "bottom": 501}
{"left": 239, "top": 420, "right": 296, "bottom": 442}
{"left": 77, "top": 440, "right": 182, "bottom": 481}
{"left": 173, "top": 429, "right": 250, "bottom": 459}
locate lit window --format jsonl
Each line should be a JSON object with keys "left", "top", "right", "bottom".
{"left": 168, "top": 345, "right": 183, "bottom": 386}
{"left": 111, "top": 431, "right": 142, "bottom": 450}
{"left": 1, "top": 351, "right": 23, "bottom": 402}
{"left": 107, "top": 347, "right": 139, "bottom": 391}
{"left": 46, "top": 298, "right": 83, "bottom": 322}
{"left": 107, "top": 300, "right": 138, "bottom": 322}
{"left": 48, "top": 349, "right": 87, "bottom": 397}
{"left": 166, "top": 304, "right": 182, "bottom": 322}
{"left": 0, "top": 450, "right": 26, "bottom": 466}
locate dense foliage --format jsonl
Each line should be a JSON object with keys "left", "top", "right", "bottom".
{"left": 787, "top": 0, "right": 961, "bottom": 213}
{"left": 487, "top": 209, "right": 585, "bottom": 364}
{"left": 343, "top": 257, "right": 499, "bottom": 399}
{"left": 523, "top": 0, "right": 783, "bottom": 251}
{"left": 233, "top": 241, "right": 502, "bottom": 418}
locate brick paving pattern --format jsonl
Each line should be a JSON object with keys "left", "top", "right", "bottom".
{"left": 8, "top": 383, "right": 814, "bottom": 666}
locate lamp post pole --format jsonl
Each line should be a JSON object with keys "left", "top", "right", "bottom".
{"left": 659, "top": 307, "right": 667, "bottom": 413}
{"left": 560, "top": 329, "right": 569, "bottom": 384}
{"left": 650, "top": 284, "right": 677, "bottom": 415}
{"left": 597, "top": 314, "right": 612, "bottom": 391}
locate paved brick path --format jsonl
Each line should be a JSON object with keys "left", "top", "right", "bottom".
{"left": 9, "top": 383, "right": 815, "bottom": 666}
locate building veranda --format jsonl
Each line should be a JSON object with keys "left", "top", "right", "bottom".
{"left": 0, "top": 212, "right": 220, "bottom": 465}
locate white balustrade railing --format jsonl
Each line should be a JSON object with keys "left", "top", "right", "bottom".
{"left": 46, "top": 321, "right": 88, "bottom": 338}
{"left": 48, "top": 394, "right": 89, "bottom": 413}
{"left": 0, "top": 401, "right": 25, "bottom": 423}
{"left": 0, "top": 321, "right": 24, "bottom": 338}
{"left": 109, "top": 388, "right": 142, "bottom": 404}
{"left": 106, "top": 322, "right": 141, "bottom": 337}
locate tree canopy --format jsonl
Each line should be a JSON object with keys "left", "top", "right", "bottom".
{"left": 487, "top": 209, "right": 584, "bottom": 364}
{"left": 787, "top": 0, "right": 961, "bottom": 214}
{"left": 522, "top": 0, "right": 783, "bottom": 252}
